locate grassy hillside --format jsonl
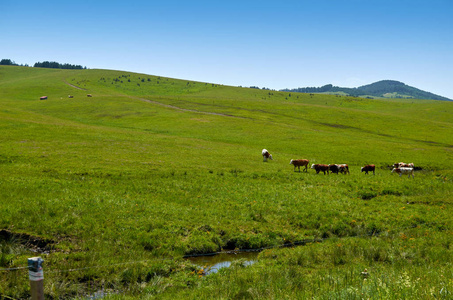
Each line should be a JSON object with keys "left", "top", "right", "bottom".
{"left": 0, "top": 66, "right": 452, "bottom": 299}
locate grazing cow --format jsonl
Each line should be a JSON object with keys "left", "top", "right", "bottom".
{"left": 311, "top": 164, "right": 330, "bottom": 174}
{"left": 361, "top": 164, "right": 375, "bottom": 175}
{"left": 68, "top": 95, "right": 74, "bottom": 98}
{"left": 290, "top": 159, "right": 309, "bottom": 172}
{"left": 393, "top": 162, "right": 414, "bottom": 168}
{"left": 329, "top": 164, "right": 340, "bottom": 174}
{"left": 328, "top": 164, "right": 349, "bottom": 174}
{"left": 262, "top": 149, "right": 273, "bottom": 162}
{"left": 392, "top": 167, "right": 414, "bottom": 178}
{"left": 40, "top": 96, "right": 47, "bottom": 100}
{"left": 338, "top": 164, "right": 350, "bottom": 174}
{"left": 87, "top": 94, "right": 92, "bottom": 97}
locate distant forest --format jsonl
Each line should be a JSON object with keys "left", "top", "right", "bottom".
{"left": 0, "top": 58, "right": 86, "bottom": 69}
{"left": 34, "top": 61, "right": 86, "bottom": 69}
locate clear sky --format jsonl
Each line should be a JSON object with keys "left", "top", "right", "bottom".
{"left": 2, "top": 0, "right": 453, "bottom": 99}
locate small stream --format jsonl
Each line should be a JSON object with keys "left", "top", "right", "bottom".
{"left": 184, "top": 239, "right": 324, "bottom": 275}
{"left": 185, "top": 251, "right": 258, "bottom": 275}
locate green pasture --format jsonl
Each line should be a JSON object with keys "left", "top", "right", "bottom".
{"left": 0, "top": 66, "right": 452, "bottom": 299}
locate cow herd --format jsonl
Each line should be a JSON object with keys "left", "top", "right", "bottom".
{"left": 263, "top": 149, "right": 415, "bottom": 178}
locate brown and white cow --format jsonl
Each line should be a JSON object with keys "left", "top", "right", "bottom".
{"left": 361, "top": 164, "right": 375, "bottom": 175}
{"left": 338, "top": 164, "right": 350, "bottom": 174}
{"left": 262, "top": 149, "right": 273, "bottom": 162}
{"left": 290, "top": 159, "right": 309, "bottom": 172}
{"left": 328, "top": 164, "right": 350, "bottom": 174}
{"left": 392, "top": 167, "right": 414, "bottom": 178}
{"left": 329, "top": 164, "right": 340, "bottom": 174}
{"left": 393, "top": 162, "right": 414, "bottom": 168}
{"left": 311, "top": 164, "right": 330, "bottom": 174}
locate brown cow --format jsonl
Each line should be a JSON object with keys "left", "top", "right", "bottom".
{"left": 311, "top": 164, "right": 330, "bottom": 174}
{"left": 361, "top": 164, "right": 375, "bottom": 175}
{"left": 290, "top": 159, "right": 309, "bottom": 172}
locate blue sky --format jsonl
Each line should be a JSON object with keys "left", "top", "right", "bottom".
{"left": 2, "top": 0, "right": 453, "bottom": 99}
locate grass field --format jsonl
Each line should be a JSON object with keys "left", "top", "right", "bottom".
{"left": 0, "top": 65, "right": 452, "bottom": 299}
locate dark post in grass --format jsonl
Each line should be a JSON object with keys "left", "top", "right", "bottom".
{"left": 28, "top": 257, "right": 44, "bottom": 300}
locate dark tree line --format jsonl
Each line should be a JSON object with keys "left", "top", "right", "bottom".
{"left": 1, "top": 58, "right": 87, "bottom": 69}
{"left": 0, "top": 59, "right": 19, "bottom": 66}
{"left": 33, "top": 61, "right": 86, "bottom": 69}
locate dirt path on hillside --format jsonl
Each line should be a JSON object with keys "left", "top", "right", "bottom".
{"left": 130, "top": 96, "right": 250, "bottom": 119}
{"left": 64, "top": 81, "right": 87, "bottom": 91}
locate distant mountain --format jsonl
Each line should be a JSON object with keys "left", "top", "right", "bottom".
{"left": 282, "top": 80, "right": 451, "bottom": 101}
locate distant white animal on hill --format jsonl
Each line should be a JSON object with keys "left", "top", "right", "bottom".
{"left": 262, "top": 149, "right": 273, "bottom": 162}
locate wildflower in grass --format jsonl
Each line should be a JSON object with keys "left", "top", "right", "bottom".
{"left": 397, "top": 271, "right": 412, "bottom": 288}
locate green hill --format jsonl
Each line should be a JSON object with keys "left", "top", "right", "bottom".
{"left": 0, "top": 66, "right": 452, "bottom": 299}
{"left": 283, "top": 80, "right": 452, "bottom": 101}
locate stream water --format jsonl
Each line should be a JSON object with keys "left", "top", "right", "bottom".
{"left": 185, "top": 251, "right": 258, "bottom": 275}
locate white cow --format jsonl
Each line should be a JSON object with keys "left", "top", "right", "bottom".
{"left": 392, "top": 167, "right": 414, "bottom": 178}
{"left": 262, "top": 149, "right": 273, "bottom": 162}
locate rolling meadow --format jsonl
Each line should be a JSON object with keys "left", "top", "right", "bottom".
{"left": 0, "top": 65, "right": 452, "bottom": 299}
